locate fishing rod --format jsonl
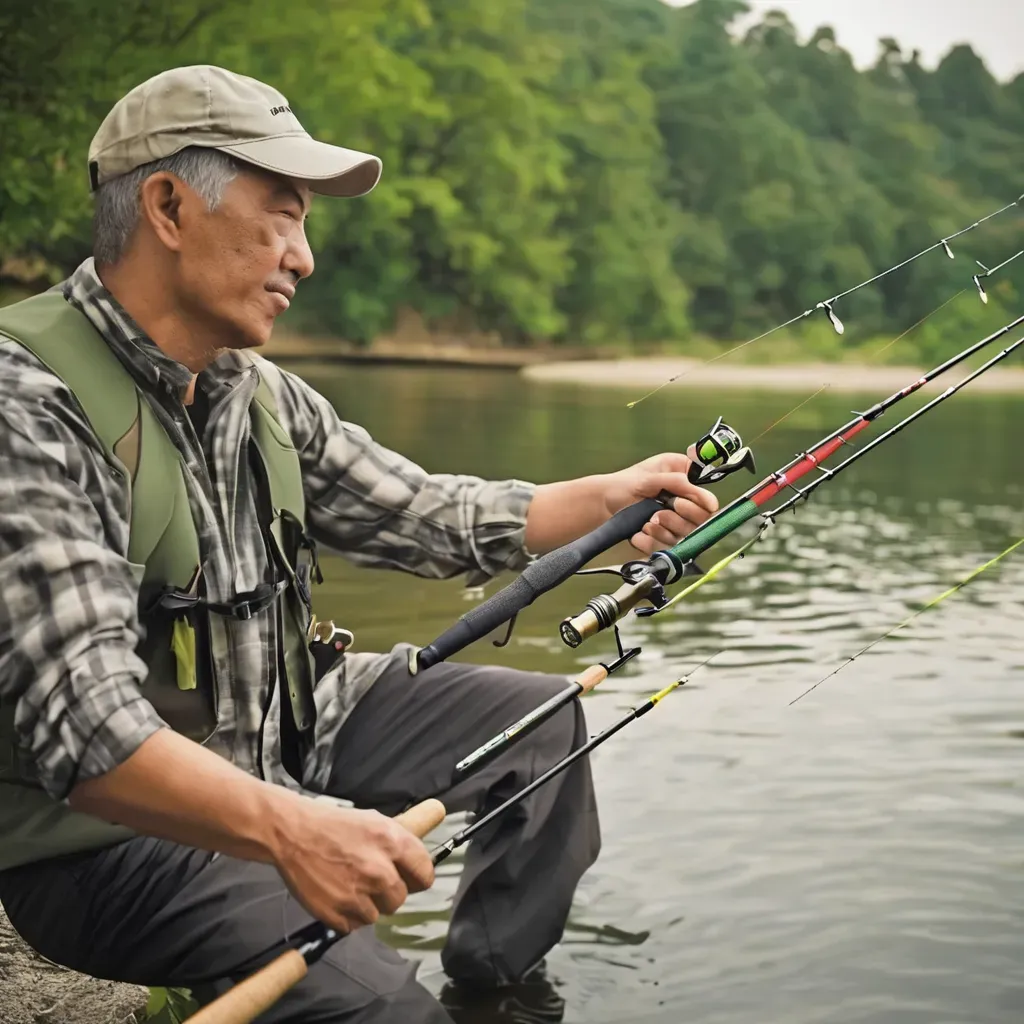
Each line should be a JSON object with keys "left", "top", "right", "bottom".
{"left": 557, "top": 313, "right": 1024, "bottom": 648}
{"left": 410, "top": 417, "right": 755, "bottom": 673}
{"left": 432, "top": 675, "right": 685, "bottom": 863}
{"left": 449, "top": 641, "right": 629, "bottom": 784}
{"left": 189, "top": 671, "right": 692, "bottom": 1024}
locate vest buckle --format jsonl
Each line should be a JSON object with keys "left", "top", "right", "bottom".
{"left": 215, "top": 579, "right": 289, "bottom": 620}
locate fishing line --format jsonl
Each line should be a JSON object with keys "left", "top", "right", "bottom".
{"left": 788, "top": 535, "right": 1024, "bottom": 706}
{"left": 741, "top": 287, "right": 968, "bottom": 449}
{"left": 626, "top": 194, "right": 1024, "bottom": 410}
{"left": 827, "top": 199, "right": 1020, "bottom": 304}
{"left": 749, "top": 386, "right": 832, "bottom": 443}
{"left": 868, "top": 287, "right": 967, "bottom": 360}
{"left": 625, "top": 312, "right": 814, "bottom": 408}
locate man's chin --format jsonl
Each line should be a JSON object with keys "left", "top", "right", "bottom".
{"left": 221, "top": 318, "right": 274, "bottom": 352}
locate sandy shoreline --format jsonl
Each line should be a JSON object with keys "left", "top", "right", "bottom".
{"left": 521, "top": 357, "right": 1024, "bottom": 394}
{"left": 261, "top": 327, "right": 1024, "bottom": 394}
{"left": 264, "top": 333, "right": 1024, "bottom": 394}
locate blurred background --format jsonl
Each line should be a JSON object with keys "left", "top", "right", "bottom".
{"left": 2, "top": 0, "right": 1023, "bottom": 362}
{"left": 2, "top": 2, "right": 1023, "bottom": 1023}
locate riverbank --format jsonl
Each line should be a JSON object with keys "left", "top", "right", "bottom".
{"left": 521, "top": 356, "right": 1024, "bottom": 393}
{"left": 0, "top": 907, "right": 147, "bottom": 1024}
{"left": 263, "top": 326, "right": 604, "bottom": 370}
{"left": 263, "top": 332, "right": 1024, "bottom": 393}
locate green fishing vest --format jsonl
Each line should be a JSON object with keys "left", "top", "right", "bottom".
{"left": 0, "top": 291, "right": 327, "bottom": 871}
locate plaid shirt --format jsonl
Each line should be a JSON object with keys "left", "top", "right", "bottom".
{"left": 0, "top": 259, "right": 535, "bottom": 801}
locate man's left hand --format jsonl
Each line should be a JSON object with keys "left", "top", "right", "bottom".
{"left": 602, "top": 451, "right": 719, "bottom": 556}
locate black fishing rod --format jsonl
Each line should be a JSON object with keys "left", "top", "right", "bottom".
{"left": 410, "top": 417, "right": 755, "bottom": 672}
{"left": 431, "top": 675, "right": 684, "bottom": 863}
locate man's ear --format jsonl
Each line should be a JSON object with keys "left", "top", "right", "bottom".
{"left": 138, "top": 172, "right": 185, "bottom": 253}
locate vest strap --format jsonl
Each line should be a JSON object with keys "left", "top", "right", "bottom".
{"left": 148, "top": 579, "right": 290, "bottom": 620}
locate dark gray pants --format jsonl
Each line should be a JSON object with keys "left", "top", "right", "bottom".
{"left": 0, "top": 658, "right": 600, "bottom": 1022}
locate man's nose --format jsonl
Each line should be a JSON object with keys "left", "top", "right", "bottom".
{"left": 283, "top": 224, "right": 314, "bottom": 280}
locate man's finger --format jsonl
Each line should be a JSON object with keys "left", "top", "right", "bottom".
{"left": 630, "top": 531, "right": 658, "bottom": 555}
{"left": 648, "top": 473, "right": 719, "bottom": 515}
{"left": 642, "top": 520, "right": 679, "bottom": 547}
{"left": 652, "top": 504, "right": 711, "bottom": 533}
{"left": 644, "top": 451, "right": 691, "bottom": 474}
{"left": 340, "top": 894, "right": 380, "bottom": 929}
{"left": 393, "top": 834, "right": 436, "bottom": 894}
{"left": 371, "top": 870, "right": 409, "bottom": 917}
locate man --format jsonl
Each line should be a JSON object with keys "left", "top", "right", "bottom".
{"left": 0, "top": 66, "right": 718, "bottom": 1022}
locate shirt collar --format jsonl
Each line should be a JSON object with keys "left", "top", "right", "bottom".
{"left": 62, "top": 258, "right": 254, "bottom": 402}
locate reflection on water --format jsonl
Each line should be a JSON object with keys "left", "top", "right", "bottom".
{"left": 286, "top": 361, "right": 1024, "bottom": 1023}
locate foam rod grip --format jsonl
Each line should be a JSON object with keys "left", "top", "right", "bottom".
{"left": 186, "top": 799, "right": 447, "bottom": 1024}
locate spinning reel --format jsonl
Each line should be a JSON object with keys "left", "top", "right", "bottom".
{"left": 687, "top": 416, "right": 755, "bottom": 485}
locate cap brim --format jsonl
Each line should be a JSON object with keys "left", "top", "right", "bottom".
{"left": 218, "top": 134, "right": 382, "bottom": 197}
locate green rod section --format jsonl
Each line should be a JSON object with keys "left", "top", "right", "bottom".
{"left": 668, "top": 498, "right": 761, "bottom": 563}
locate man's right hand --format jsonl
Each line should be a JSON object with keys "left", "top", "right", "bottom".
{"left": 69, "top": 729, "right": 436, "bottom": 933}
{"left": 271, "top": 801, "right": 435, "bottom": 933}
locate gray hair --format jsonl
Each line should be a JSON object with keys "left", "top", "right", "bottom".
{"left": 92, "top": 146, "right": 241, "bottom": 266}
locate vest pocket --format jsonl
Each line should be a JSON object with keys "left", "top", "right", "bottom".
{"left": 132, "top": 562, "right": 217, "bottom": 742}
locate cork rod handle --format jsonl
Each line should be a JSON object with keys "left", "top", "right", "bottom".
{"left": 576, "top": 663, "right": 609, "bottom": 694}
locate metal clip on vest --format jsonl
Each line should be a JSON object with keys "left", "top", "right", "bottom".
{"left": 307, "top": 620, "right": 355, "bottom": 682}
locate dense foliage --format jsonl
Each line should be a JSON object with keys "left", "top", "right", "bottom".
{"left": 1, "top": 0, "right": 1021, "bottom": 357}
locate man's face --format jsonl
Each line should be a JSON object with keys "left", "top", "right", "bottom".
{"left": 174, "top": 167, "right": 314, "bottom": 350}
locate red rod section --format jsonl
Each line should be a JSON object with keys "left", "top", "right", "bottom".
{"left": 749, "top": 418, "right": 872, "bottom": 508}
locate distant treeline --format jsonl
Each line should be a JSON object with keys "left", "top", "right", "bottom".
{"left": 1, "top": 0, "right": 1022, "bottom": 358}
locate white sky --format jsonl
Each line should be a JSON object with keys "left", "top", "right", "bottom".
{"left": 668, "top": 0, "right": 1024, "bottom": 81}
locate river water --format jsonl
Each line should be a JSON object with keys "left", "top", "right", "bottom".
{"left": 287, "top": 360, "right": 1024, "bottom": 1024}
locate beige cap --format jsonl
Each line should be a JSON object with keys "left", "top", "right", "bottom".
{"left": 88, "top": 65, "right": 381, "bottom": 198}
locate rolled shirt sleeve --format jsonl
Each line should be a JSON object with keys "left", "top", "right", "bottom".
{"left": 0, "top": 343, "right": 165, "bottom": 800}
{"left": 259, "top": 358, "right": 537, "bottom": 585}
